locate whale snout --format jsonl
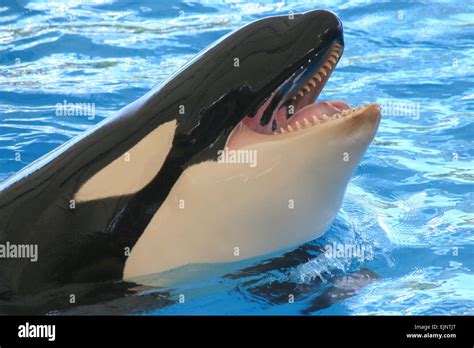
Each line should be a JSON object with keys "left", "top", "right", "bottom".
{"left": 340, "top": 103, "right": 382, "bottom": 145}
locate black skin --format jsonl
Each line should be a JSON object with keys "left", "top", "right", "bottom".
{"left": 0, "top": 9, "right": 344, "bottom": 303}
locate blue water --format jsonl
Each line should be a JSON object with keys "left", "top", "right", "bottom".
{"left": 0, "top": 0, "right": 473, "bottom": 315}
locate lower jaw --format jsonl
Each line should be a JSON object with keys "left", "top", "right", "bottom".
{"left": 273, "top": 100, "right": 351, "bottom": 134}
{"left": 227, "top": 102, "right": 381, "bottom": 149}
{"left": 242, "top": 99, "right": 352, "bottom": 136}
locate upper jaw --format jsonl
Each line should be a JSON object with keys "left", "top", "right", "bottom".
{"left": 285, "top": 42, "right": 344, "bottom": 111}
{"left": 227, "top": 37, "right": 382, "bottom": 148}
{"left": 242, "top": 42, "right": 344, "bottom": 135}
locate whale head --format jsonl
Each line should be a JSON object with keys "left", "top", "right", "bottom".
{"left": 0, "top": 9, "right": 381, "bottom": 297}
{"left": 124, "top": 9, "right": 381, "bottom": 279}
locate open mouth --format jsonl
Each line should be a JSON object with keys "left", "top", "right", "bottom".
{"left": 228, "top": 43, "right": 378, "bottom": 148}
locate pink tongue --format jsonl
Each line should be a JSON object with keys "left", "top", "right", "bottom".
{"left": 243, "top": 100, "right": 351, "bottom": 134}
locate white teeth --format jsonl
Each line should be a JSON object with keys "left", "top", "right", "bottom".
{"left": 271, "top": 44, "right": 346, "bottom": 137}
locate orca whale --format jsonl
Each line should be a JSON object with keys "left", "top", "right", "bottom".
{"left": 0, "top": 9, "right": 381, "bottom": 302}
